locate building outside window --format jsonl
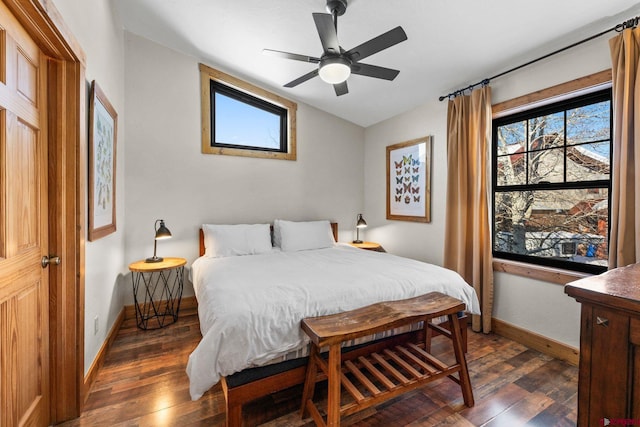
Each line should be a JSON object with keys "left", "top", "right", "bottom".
{"left": 492, "top": 88, "right": 611, "bottom": 274}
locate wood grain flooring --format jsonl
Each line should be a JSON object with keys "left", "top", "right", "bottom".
{"left": 57, "top": 314, "right": 577, "bottom": 426}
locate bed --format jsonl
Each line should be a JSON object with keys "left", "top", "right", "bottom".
{"left": 186, "top": 220, "right": 480, "bottom": 424}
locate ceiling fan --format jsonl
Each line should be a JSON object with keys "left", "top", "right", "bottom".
{"left": 263, "top": 0, "right": 408, "bottom": 96}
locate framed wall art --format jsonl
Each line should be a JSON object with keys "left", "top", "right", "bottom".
{"left": 88, "top": 80, "right": 118, "bottom": 241}
{"left": 386, "top": 136, "right": 432, "bottom": 222}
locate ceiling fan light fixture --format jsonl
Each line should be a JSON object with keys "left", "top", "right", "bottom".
{"left": 319, "top": 57, "right": 351, "bottom": 84}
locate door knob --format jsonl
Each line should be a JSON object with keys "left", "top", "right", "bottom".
{"left": 41, "top": 255, "right": 61, "bottom": 268}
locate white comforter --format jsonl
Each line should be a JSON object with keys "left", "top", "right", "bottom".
{"left": 186, "top": 244, "right": 480, "bottom": 400}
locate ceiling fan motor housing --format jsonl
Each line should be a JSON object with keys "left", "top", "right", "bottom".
{"left": 326, "top": 0, "right": 347, "bottom": 16}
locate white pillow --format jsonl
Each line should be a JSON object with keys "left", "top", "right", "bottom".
{"left": 202, "top": 223, "right": 272, "bottom": 257}
{"left": 275, "top": 220, "right": 335, "bottom": 252}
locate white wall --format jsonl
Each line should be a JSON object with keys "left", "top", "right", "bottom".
{"left": 363, "top": 35, "right": 615, "bottom": 349}
{"left": 50, "top": 0, "right": 127, "bottom": 374}
{"left": 364, "top": 103, "right": 449, "bottom": 265}
{"left": 122, "top": 33, "right": 366, "bottom": 303}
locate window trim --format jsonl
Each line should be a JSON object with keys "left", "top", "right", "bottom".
{"left": 199, "top": 63, "right": 297, "bottom": 160}
{"left": 492, "top": 69, "right": 612, "bottom": 117}
{"left": 493, "top": 258, "right": 589, "bottom": 285}
{"left": 491, "top": 70, "right": 612, "bottom": 276}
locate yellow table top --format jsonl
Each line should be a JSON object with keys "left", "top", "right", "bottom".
{"left": 128, "top": 257, "right": 186, "bottom": 272}
{"left": 349, "top": 242, "right": 381, "bottom": 250}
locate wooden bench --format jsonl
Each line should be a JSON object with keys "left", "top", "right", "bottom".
{"left": 300, "top": 292, "right": 474, "bottom": 427}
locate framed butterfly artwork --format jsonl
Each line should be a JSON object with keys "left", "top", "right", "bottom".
{"left": 386, "top": 136, "right": 432, "bottom": 222}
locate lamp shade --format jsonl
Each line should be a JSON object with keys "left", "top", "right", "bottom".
{"left": 319, "top": 57, "right": 351, "bottom": 84}
{"left": 155, "top": 220, "right": 172, "bottom": 240}
{"left": 356, "top": 214, "right": 367, "bottom": 228}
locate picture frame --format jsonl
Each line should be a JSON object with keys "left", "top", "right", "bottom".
{"left": 88, "top": 80, "right": 118, "bottom": 241}
{"left": 386, "top": 136, "right": 432, "bottom": 222}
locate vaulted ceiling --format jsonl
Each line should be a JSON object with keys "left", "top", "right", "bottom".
{"left": 113, "top": 0, "right": 640, "bottom": 127}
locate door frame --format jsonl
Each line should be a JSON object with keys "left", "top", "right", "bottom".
{"left": 3, "top": 0, "right": 86, "bottom": 422}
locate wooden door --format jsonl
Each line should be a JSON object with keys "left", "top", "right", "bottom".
{"left": 0, "top": 1, "right": 50, "bottom": 426}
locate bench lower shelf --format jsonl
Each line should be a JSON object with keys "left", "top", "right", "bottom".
{"left": 300, "top": 293, "right": 474, "bottom": 427}
{"left": 304, "top": 339, "right": 468, "bottom": 424}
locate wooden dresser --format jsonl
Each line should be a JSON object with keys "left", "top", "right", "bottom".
{"left": 565, "top": 263, "right": 640, "bottom": 426}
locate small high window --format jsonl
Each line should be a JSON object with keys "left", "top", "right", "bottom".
{"left": 200, "top": 63, "right": 296, "bottom": 160}
{"left": 492, "top": 88, "right": 611, "bottom": 274}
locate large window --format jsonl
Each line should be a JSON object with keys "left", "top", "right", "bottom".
{"left": 492, "top": 89, "right": 611, "bottom": 274}
{"left": 200, "top": 63, "right": 297, "bottom": 160}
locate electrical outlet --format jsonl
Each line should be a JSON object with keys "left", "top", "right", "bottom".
{"left": 94, "top": 315, "right": 99, "bottom": 335}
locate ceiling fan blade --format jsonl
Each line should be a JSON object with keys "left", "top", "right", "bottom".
{"left": 263, "top": 49, "right": 320, "bottom": 64}
{"left": 346, "top": 26, "right": 407, "bottom": 62}
{"left": 351, "top": 63, "right": 400, "bottom": 81}
{"left": 313, "top": 13, "right": 340, "bottom": 54}
{"left": 333, "top": 81, "right": 348, "bottom": 96}
{"left": 284, "top": 69, "right": 319, "bottom": 88}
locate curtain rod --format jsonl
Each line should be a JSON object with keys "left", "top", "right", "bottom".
{"left": 438, "top": 15, "right": 640, "bottom": 101}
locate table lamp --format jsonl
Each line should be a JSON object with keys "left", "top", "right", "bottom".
{"left": 145, "top": 219, "right": 172, "bottom": 263}
{"left": 353, "top": 213, "right": 367, "bottom": 244}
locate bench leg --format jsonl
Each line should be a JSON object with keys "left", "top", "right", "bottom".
{"left": 424, "top": 319, "right": 433, "bottom": 353}
{"left": 301, "top": 344, "right": 319, "bottom": 418}
{"left": 448, "top": 313, "right": 474, "bottom": 407}
{"left": 460, "top": 314, "right": 468, "bottom": 353}
{"left": 327, "top": 344, "right": 341, "bottom": 427}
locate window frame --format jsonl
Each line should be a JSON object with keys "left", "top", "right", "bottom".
{"left": 491, "top": 86, "right": 612, "bottom": 275}
{"left": 199, "top": 63, "right": 297, "bottom": 160}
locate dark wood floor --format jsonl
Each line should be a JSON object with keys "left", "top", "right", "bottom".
{"left": 58, "top": 314, "right": 577, "bottom": 426}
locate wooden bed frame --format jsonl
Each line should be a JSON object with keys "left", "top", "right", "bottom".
{"left": 196, "top": 223, "right": 468, "bottom": 426}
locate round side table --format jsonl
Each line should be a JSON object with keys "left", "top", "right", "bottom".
{"left": 128, "top": 257, "right": 186, "bottom": 330}
{"left": 349, "top": 241, "right": 386, "bottom": 252}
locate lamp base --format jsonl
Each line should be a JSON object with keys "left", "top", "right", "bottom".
{"left": 352, "top": 239, "right": 363, "bottom": 244}
{"left": 145, "top": 256, "right": 164, "bottom": 263}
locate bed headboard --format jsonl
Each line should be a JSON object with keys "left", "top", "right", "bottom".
{"left": 199, "top": 222, "right": 339, "bottom": 257}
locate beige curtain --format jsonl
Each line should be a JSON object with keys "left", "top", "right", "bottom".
{"left": 444, "top": 86, "right": 493, "bottom": 333}
{"left": 609, "top": 28, "right": 640, "bottom": 268}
